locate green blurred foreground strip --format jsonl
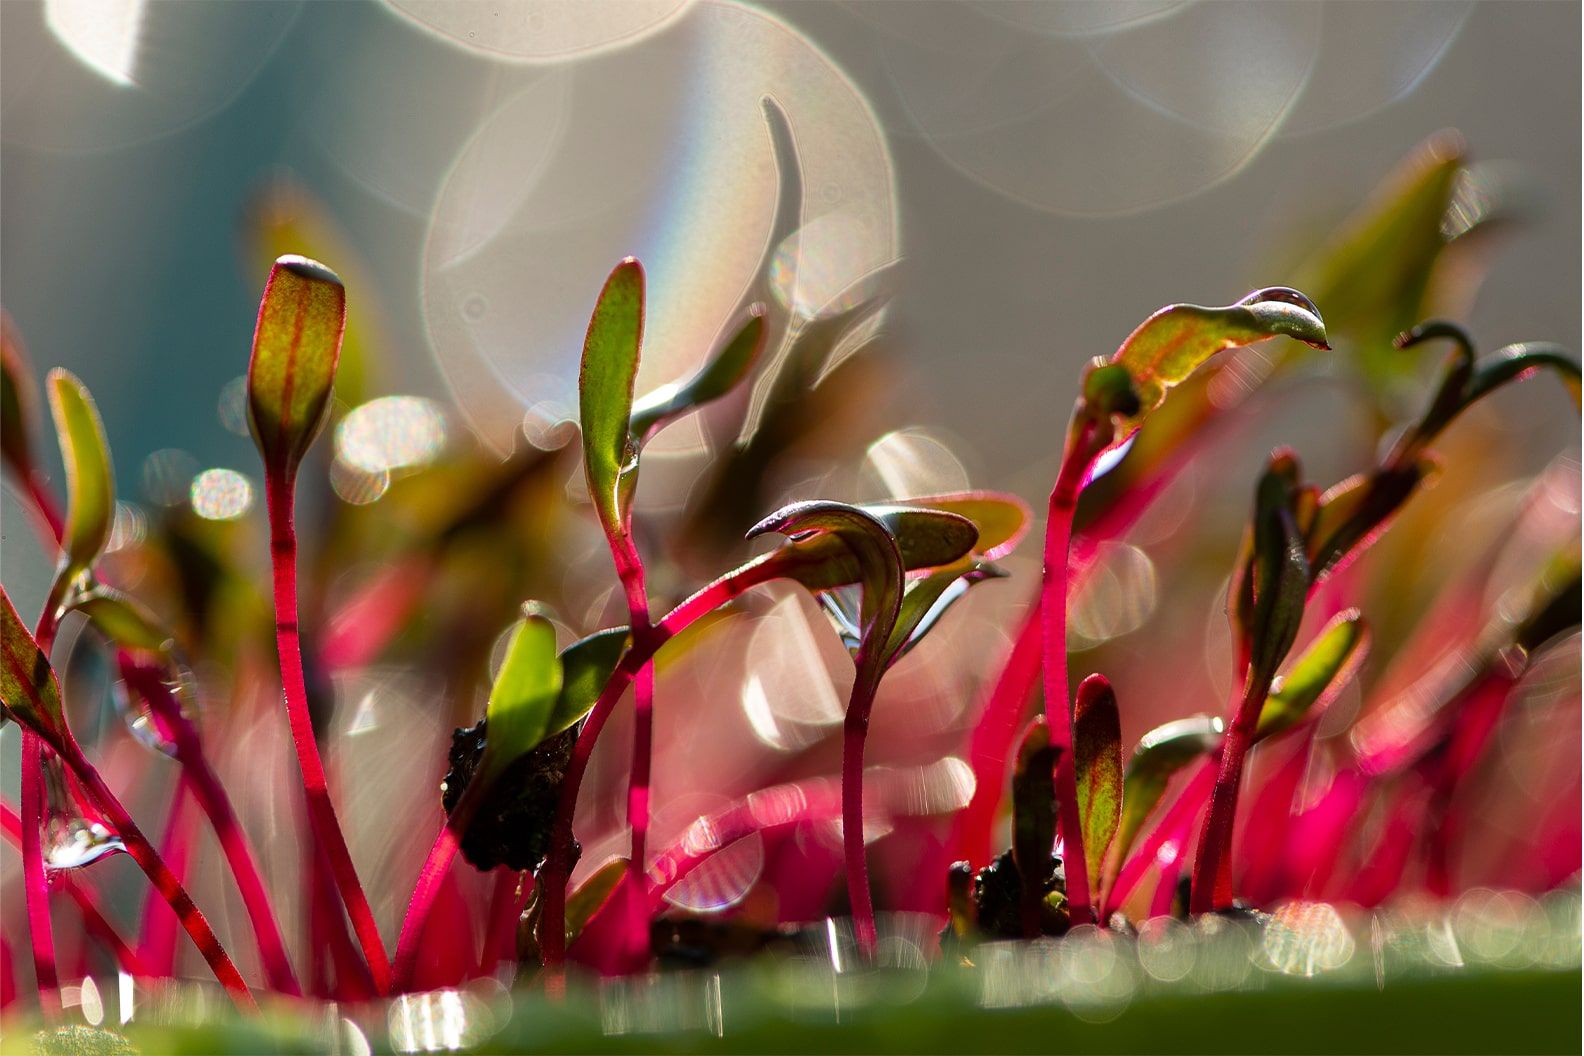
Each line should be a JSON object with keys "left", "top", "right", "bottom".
{"left": 21, "top": 963, "right": 1580, "bottom": 1055}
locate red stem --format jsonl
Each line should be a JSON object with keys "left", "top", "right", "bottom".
{"left": 1106, "top": 759, "right": 1216, "bottom": 915}
{"left": 53, "top": 737, "right": 255, "bottom": 1010}
{"left": 951, "top": 606, "right": 1042, "bottom": 870}
{"left": 391, "top": 800, "right": 471, "bottom": 992}
{"left": 138, "top": 775, "right": 193, "bottom": 976}
{"left": 122, "top": 657, "right": 300, "bottom": 994}
{"left": 1190, "top": 672, "right": 1273, "bottom": 914}
{"left": 1041, "top": 422, "right": 1105, "bottom": 924}
{"left": 19, "top": 733, "right": 59, "bottom": 1017}
{"left": 842, "top": 676, "right": 880, "bottom": 956}
{"left": 478, "top": 868, "right": 522, "bottom": 978}
{"left": 264, "top": 471, "right": 391, "bottom": 993}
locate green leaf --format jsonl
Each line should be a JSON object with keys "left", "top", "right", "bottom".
{"left": 1110, "top": 715, "right": 1223, "bottom": 885}
{"left": 1463, "top": 343, "right": 1581, "bottom": 414}
{"left": 1072, "top": 673, "right": 1122, "bottom": 885}
{"left": 893, "top": 491, "right": 1030, "bottom": 561}
{"left": 46, "top": 369, "right": 115, "bottom": 576}
{"left": 71, "top": 587, "right": 174, "bottom": 656}
{"left": 1256, "top": 609, "right": 1369, "bottom": 741}
{"left": 629, "top": 307, "right": 767, "bottom": 442}
{"left": 479, "top": 611, "right": 563, "bottom": 785}
{"left": 1, "top": 312, "right": 38, "bottom": 480}
{"left": 0, "top": 586, "right": 65, "bottom": 741}
{"left": 748, "top": 501, "right": 905, "bottom": 681}
{"left": 1109, "top": 288, "right": 1329, "bottom": 431}
{"left": 246, "top": 255, "right": 346, "bottom": 482}
{"left": 578, "top": 258, "right": 645, "bottom": 541}
{"left": 1246, "top": 452, "right": 1312, "bottom": 686}
{"left": 883, "top": 561, "right": 1005, "bottom": 665}
{"left": 567, "top": 857, "right": 630, "bottom": 943}
{"left": 1011, "top": 716, "right": 1057, "bottom": 886}
{"left": 545, "top": 626, "right": 630, "bottom": 737}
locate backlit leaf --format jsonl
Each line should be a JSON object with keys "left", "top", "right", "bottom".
{"left": 546, "top": 626, "right": 630, "bottom": 737}
{"left": 1246, "top": 452, "right": 1311, "bottom": 685}
{"left": 246, "top": 255, "right": 346, "bottom": 482}
{"left": 566, "top": 857, "right": 630, "bottom": 943}
{"left": 71, "top": 587, "right": 173, "bottom": 656}
{"left": 1256, "top": 610, "right": 1369, "bottom": 741}
{"left": 1110, "top": 715, "right": 1223, "bottom": 884}
{"left": 480, "top": 610, "right": 563, "bottom": 785}
{"left": 755, "top": 503, "right": 978, "bottom": 596}
{"left": 46, "top": 369, "right": 114, "bottom": 576}
{"left": 629, "top": 307, "right": 767, "bottom": 442}
{"left": 578, "top": 259, "right": 644, "bottom": 541}
{"left": 0, "top": 587, "right": 65, "bottom": 741}
{"left": 1110, "top": 288, "right": 1329, "bottom": 430}
{"left": 884, "top": 561, "right": 1005, "bottom": 665}
{"left": 1072, "top": 673, "right": 1122, "bottom": 884}
{"left": 894, "top": 491, "right": 1031, "bottom": 561}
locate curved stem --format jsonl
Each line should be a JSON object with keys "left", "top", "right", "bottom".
{"left": 1191, "top": 673, "right": 1273, "bottom": 914}
{"left": 1041, "top": 421, "right": 1105, "bottom": 924}
{"left": 842, "top": 679, "right": 880, "bottom": 956}
{"left": 264, "top": 471, "right": 391, "bottom": 993}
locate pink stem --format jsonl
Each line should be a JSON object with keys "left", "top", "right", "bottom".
{"left": 138, "top": 774, "right": 193, "bottom": 976}
{"left": 951, "top": 607, "right": 1042, "bottom": 870}
{"left": 1147, "top": 804, "right": 1203, "bottom": 919}
{"left": 1041, "top": 423, "right": 1105, "bottom": 924}
{"left": 19, "top": 733, "right": 58, "bottom": 1017}
{"left": 842, "top": 677, "right": 881, "bottom": 955}
{"left": 1235, "top": 732, "right": 1312, "bottom": 905}
{"left": 53, "top": 736, "right": 255, "bottom": 1010}
{"left": 264, "top": 471, "right": 391, "bottom": 993}
{"left": 478, "top": 868, "right": 522, "bottom": 978}
{"left": 122, "top": 657, "right": 299, "bottom": 994}
{"left": 1107, "top": 759, "right": 1216, "bottom": 915}
{"left": 1190, "top": 671, "right": 1272, "bottom": 914}
{"left": 391, "top": 820, "right": 464, "bottom": 992}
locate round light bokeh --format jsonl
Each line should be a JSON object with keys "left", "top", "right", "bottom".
{"left": 422, "top": 0, "right": 897, "bottom": 450}
{"left": 2, "top": 0, "right": 301, "bottom": 152}
{"left": 383, "top": 0, "right": 694, "bottom": 65}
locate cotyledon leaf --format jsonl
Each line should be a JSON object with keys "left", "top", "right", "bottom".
{"left": 246, "top": 255, "right": 346, "bottom": 482}
{"left": 1, "top": 586, "right": 66, "bottom": 741}
{"left": 544, "top": 626, "right": 631, "bottom": 738}
{"left": 1110, "top": 288, "right": 1330, "bottom": 432}
{"left": 754, "top": 503, "right": 978, "bottom": 596}
{"left": 1073, "top": 673, "right": 1122, "bottom": 885}
{"left": 893, "top": 491, "right": 1031, "bottom": 561}
{"left": 46, "top": 369, "right": 115, "bottom": 577}
{"left": 629, "top": 307, "right": 767, "bottom": 442}
{"left": 1109, "top": 714, "right": 1223, "bottom": 886}
{"left": 578, "top": 258, "right": 644, "bottom": 541}
{"left": 71, "top": 587, "right": 174, "bottom": 656}
{"left": 1255, "top": 609, "right": 1370, "bottom": 741}
{"left": 479, "top": 611, "right": 563, "bottom": 786}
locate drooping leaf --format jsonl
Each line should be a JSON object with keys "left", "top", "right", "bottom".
{"left": 753, "top": 502, "right": 977, "bottom": 596}
{"left": 545, "top": 626, "right": 630, "bottom": 737}
{"left": 1, "top": 312, "right": 39, "bottom": 480}
{"left": 479, "top": 610, "right": 563, "bottom": 785}
{"left": 1256, "top": 610, "right": 1370, "bottom": 741}
{"left": 629, "top": 307, "right": 767, "bottom": 442}
{"left": 71, "top": 587, "right": 174, "bottom": 656}
{"left": 246, "top": 255, "right": 347, "bottom": 483}
{"left": 1110, "top": 715, "right": 1223, "bottom": 884}
{"left": 46, "top": 369, "right": 115, "bottom": 576}
{"left": 1010, "top": 716, "right": 1057, "bottom": 889}
{"left": 578, "top": 258, "right": 644, "bottom": 541}
{"left": 748, "top": 501, "right": 906, "bottom": 679}
{"left": 1109, "top": 288, "right": 1329, "bottom": 432}
{"left": 0, "top": 587, "right": 65, "bottom": 741}
{"left": 1072, "top": 673, "right": 1122, "bottom": 884}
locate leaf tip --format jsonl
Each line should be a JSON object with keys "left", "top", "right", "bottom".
{"left": 274, "top": 253, "right": 343, "bottom": 289}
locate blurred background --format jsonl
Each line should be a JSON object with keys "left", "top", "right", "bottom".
{"left": 1, "top": 0, "right": 1579, "bottom": 975}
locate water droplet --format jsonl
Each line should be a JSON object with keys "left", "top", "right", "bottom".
{"left": 42, "top": 757, "right": 125, "bottom": 871}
